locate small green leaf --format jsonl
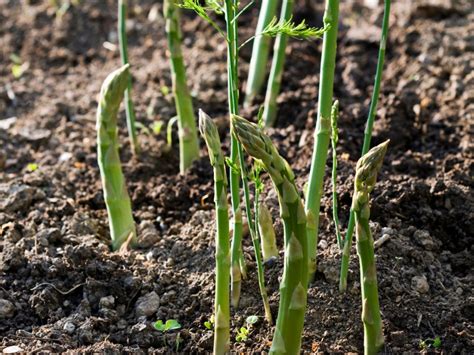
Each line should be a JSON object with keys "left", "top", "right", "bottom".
{"left": 151, "top": 121, "right": 164, "bottom": 135}
{"left": 153, "top": 320, "right": 166, "bottom": 332}
{"left": 164, "top": 319, "right": 181, "bottom": 331}
{"left": 26, "top": 163, "right": 39, "bottom": 172}
{"left": 160, "top": 85, "right": 170, "bottom": 96}
{"left": 12, "top": 64, "right": 24, "bottom": 78}
{"left": 246, "top": 315, "right": 258, "bottom": 325}
{"left": 204, "top": 321, "right": 212, "bottom": 329}
{"left": 433, "top": 337, "right": 441, "bottom": 349}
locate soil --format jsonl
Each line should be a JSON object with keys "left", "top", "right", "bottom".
{"left": 1, "top": 0, "right": 473, "bottom": 353}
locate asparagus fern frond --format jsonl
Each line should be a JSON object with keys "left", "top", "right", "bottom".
{"left": 262, "top": 16, "right": 329, "bottom": 40}
{"left": 179, "top": 0, "right": 226, "bottom": 38}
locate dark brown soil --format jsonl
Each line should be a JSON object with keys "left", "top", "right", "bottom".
{"left": 1, "top": 0, "right": 473, "bottom": 353}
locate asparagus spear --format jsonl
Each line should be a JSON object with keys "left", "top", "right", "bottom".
{"left": 244, "top": 0, "right": 280, "bottom": 107}
{"left": 164, "top": 0, "right": 200, "bottom": 173}
{"left": 352, "top": 140, "right": 389, "bottom": 355}
{"left": 340, "top": 0, "right": 391, "bottom": 293}
{"left": 258, "top": 202, "right": 279, "bottom": 261}
{"left": 96, "top": 64, "right": 137, "bottom": 251}
{"left": 232, "top": 114, "right": 308, "bottom": 355}
{"left": 199, "top": 110, "right": 230, "bottom": 355}
{"left": 118, "top": 0, "right": 139, "bottom": 155}
{"left": 306, "top": 0, "right": 340, "bottom": 282}
{"left": 262, "top": 0, "right": 294, "bottom": 127}
{"left": 330, "top": 101, "right": 343, "bottom": 248}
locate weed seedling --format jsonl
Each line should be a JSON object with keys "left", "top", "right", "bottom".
{"left": 153, "top": 319, "right": 182, "bottom": 332}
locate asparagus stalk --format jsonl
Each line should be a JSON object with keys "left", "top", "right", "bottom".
{"left": 118, "top": 0, "right": 139, "bottom": 155}
{"left": 244, "top": 0, "right": 280, "bottom": 108}
{"left": 330, "top": 101, "right": 343, "bottom": 248}
{"left": 252, "top": 169, "right": 273, "bottom": 324}
{"left": 164, "top": 0, "right": 200, "bottom": 173}
{"left": 199, "top": 110, "right": 230, "bottom": 355}
{"left": 339, "top": 0, "right": 391, "bottom": 292}
{"left": 96, "top": 64, "right": 137, "bottom": 251}
{"left": 262, "top": 0, "right": 294, "bottom": 127}
{"left": 232, "top": 114, "right": 308, "bottom": 355}
{"left": 306, "top": 0, "right": 340, "bottom": 282}
{"left": 352, "top": 140, "right": 388, "bottom": 355}
{"left": 258, "top": 202, "right": 279, "bottom": 261}
{"left": 223, "top": 0, "right": 257, "bottom": 309}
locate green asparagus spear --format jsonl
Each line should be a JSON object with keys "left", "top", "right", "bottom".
{"left": 118, "top": 0, "right": 139, "bottom": 155}
{"left": 258, "top": 202, "right": 279, "bottom": 261}
{"left": 232, "top": 114, "right": 308, "bottom": 355}
{"left": 330, "top": 101, "right": 343, "bottom": 248}
{"left": 262, "top": 0, "right": 294, "bottom": 127}
{"left": 199, "top": 110, "right": 230, "bottom": 355}
{"left": 306, "top": 0, "right": 340, "bottom": 282}
{"left": 244, "top": 0, "right": 280, "bottom": 107}
{"left": 96, "top": 64, "right": 137, "bottom": 251}
{"left": 352, "top": 140, "right": 389, "bottom": 355}
{"left": 340, "top": 0, "right": 391, "bottom": 293}
{"left": 164, "top": 0, "right": 200, "bottom": 173}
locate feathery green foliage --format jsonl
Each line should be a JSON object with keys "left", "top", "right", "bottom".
{"left": 199, "top": 110, "right": 230, "bottom": 355}
{"left": 232, "top": 114, "right": 308, "bottom": 355}
{"left": 352, "top": 140, "right": 389, "bottom": 355}
{"left": 96, "top": 64, "right": 136, "bottom": 251}
{"left": 262, "top": 16, "right": 329, "bottom": 39}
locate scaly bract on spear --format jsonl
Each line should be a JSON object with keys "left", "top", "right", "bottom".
{"left": 352, "top": 140, "right": 389, "bottom": 355}
{"left": 232, "top": 114, "right": 308, "bottom": 355}
{"left": 199, "top": 110, "right": 230, "bottom": 355}
{"left": 96, "top": 64, "right": 136, "bottom": 251}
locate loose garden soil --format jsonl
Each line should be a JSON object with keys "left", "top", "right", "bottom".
{"left": 0, "top": 0, "right": 473, "bottom": 353}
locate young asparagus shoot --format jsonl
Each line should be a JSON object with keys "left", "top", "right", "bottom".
{"left": 250, "top": 163, "right": 273, "bottom": 324}
{"left": 330, "top": 101, "right": 343, "bottom": 249}
{"left": 339, "top": 0, "right": 391, "bottom": 293}
{"left": 262, "top": 4, "right": 328, "bottom": 127}
{"left": 258, "top": 202, "right": 278, "bottom": 261}
{"left": 96, "top": 64, "right": 137, "bottom": 251}
{"left": 306, "top": 0, "right": 340, "bottom": 282}
{"left": 244, "top": 0, "right": 280, "bottom": 107}
{"left": 232, "top": 114, "right": 308, "bottom": 355}
{"left": 164, "top": 0, "right": 200, "bottom": 173}
{"left": 198, "top": 110, "right": 230, "bottom": 355}
{"left": 352, "top": 140, "right": 389, "bottom": 355}
{"left": 118, "top": 0, "right": 139, "bottom": 155}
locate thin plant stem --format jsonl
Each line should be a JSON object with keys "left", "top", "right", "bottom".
{"left": 306, "top": 0, "right": 340, "bottom": 283}
{"left": 199, "top": 111, "right": 231, "bottom": 355}
{"left": 244, "top": 0, "right": 280, "bottom": 108}
{"left": 330, "top": 101, "right": 343, "bottom": 249}
{"left": 224, "top": 0, "right": 255, "bottom": 309}
{"left": 96, "top": 65, "right": 137, "bottom": 251}
{"left": 262, "top": 0, "right": 294, "bottom": 127}
{"left": 252, "top": 174, "right": 273, "bottom": 324}
{"left": 339, "top": 0, "right": 391, "bottom": 293}
{"left": 164, "top": 0, "right": 200, "bottom": 173}
{"left": 118, "top": 0, "right": 139, "bottom": 155}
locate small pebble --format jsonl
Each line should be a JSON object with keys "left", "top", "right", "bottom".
{"left": 412, "top": 275, "right": 430, "bottom": 294}
{"left": 63, "top": 321, "right": 76, "bottom": 334}
{"left": 135, "top": 291, "right": 160, "bottom": 317}
{"left": 0, "top": 299, "right": 15, "bottom": 319}
{"left": 2, "top": 346, "right": 24, "bottom": 354}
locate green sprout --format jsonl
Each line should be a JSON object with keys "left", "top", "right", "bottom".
{"left": 10, "top": 54, "right": 28, "bottom": 79}
{"left": 26, "top": 163, "right": 39, "bottom": 172}
{"left": 204, "top": 315, "right": 215, "bottom": 330}
{"left": 419, "top": 336, "right": 442, "bottom": 350}
{"left": 235, "top": 327, "right": 249, "bottom": 342}
{"left": 153, "top": 319, "right": 182, "bottom": 332}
